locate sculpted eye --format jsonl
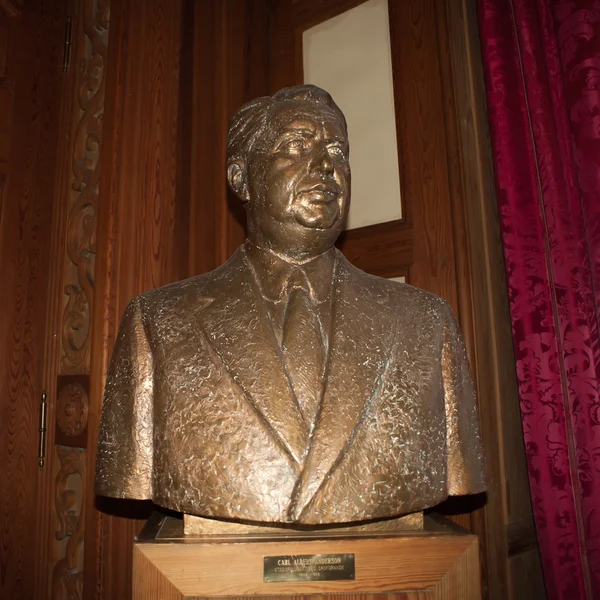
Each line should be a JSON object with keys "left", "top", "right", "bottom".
{"left": 278, "top": 137, "right": 310, "bottom": 153}
{"left": 285, "top": 139, "right": 306, "bottom": 150}
{"left": 327, "top": 143, "right": 347, "bottom": 159}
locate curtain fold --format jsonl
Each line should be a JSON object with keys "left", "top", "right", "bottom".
{"left": 478, "top": 0, "right": 600, "bottom": 598}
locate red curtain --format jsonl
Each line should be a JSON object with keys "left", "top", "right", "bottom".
{"left": 478, "top": 0, "right": 600, "bottom": 598}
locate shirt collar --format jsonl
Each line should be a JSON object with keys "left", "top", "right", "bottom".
{"left": 244, "top": 241, "right": 335, "bottom": 303}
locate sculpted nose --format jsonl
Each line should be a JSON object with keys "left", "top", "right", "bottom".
{"left": 312, "top": 144, "right": 334, "bottom": 176}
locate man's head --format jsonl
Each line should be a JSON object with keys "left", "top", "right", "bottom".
{"left": 227, "top": 85, "right": 351, "bottom": 262}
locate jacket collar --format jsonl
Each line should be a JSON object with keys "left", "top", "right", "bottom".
{"left": 244, "top": 241, "right": 335, "bottom": 304}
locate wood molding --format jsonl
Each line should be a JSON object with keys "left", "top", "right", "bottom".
{"left": 439, "top": 0, "right": 508, "bottom": 594}
{"left": 293, "top": 0, "right": 370, "bottom": 31}
{"left": 388, "top": 0, "right": 458, "bottom": 308}
{"left": 337, "top": 220, "right": 412, "bottom": 278}
{"left": 55, "top": 374, "right": 90, "bottom": 447}
{"left": 440, "top": 0, "right": 544, "bottom": 597}
{"left": 0, "top": 0, "right": 22, "bottom": 18}
{"left": 60, "top": 0, "right": 109, "bottom": 375}
{"left": 51, "top": 446, "right": 86, "bottom": 600}
{"left": 33, "top": 0, "right": 110, "bottom": 598}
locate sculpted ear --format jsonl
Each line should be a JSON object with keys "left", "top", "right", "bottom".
{"left": 227, "top": 162, "right": 250, "bottom": 202}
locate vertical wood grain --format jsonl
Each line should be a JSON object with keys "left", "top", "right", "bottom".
{"left": 0, "top": 16, "right": 13, "bottom": 164}
{"left": 83, "top": 0, "right": 185, "bottom": 597}
{"left": 31, "top": 2, "right": 111, "bottom": 598}
{"left": 223, "top": 0, "right": 270, "bottom": 257}
{"left": 185, "top": 0, "right": 271, "bottom": 277}
{"left": 509, "top": 547, "right": 545, "bottom": 600}
{"left": 388, "top": 0, "right": 458, "bottom": 310}
{"left": 185, "top": 0, "right": 228, "bottom": 275}
{"left": 0, "top": 1, "right": 66, "bottom": 598}
{"left": 83, "top": 2, "right": 273, "bottom": 596}
{"left": 66, "top": 1, "right": 539, "bottom": 599}
{"left": 34, "top": 2, "right": 79, "bottom": 595}
{"left": 0, "top": 19, "right": 8, "bottom": 79}
{"left": 429, "top": 0, "right": 478, "bottom": 536}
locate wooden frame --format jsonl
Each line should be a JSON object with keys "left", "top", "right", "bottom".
{"left": 338, "top": 220, "right": 412, "bottom": 278}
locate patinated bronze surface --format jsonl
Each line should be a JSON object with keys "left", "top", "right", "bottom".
{"left": 95, "top": 85, "right": 486, "bottom": 526}
{"left": 183, "top": 512, "right": 424, "bottom": 536}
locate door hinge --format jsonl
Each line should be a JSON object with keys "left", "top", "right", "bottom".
{"left": 63, "top": 16, "right": 72, "bottom": 73}
{"left": 38, "top": 390, "right": 47, "bottom": 470}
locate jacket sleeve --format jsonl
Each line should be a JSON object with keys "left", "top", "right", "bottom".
{"left": 95, "top": 297, "right": 154, "bottom": 499}
{"left": 441, "top": 301, "right": 487, "bottom": 495}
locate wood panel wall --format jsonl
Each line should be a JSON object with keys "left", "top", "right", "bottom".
{"left": 182, "top": 0, "right": 271, "bottom": 274}
{"left": 0, "top": 2, "right": 68, "bottom": 599}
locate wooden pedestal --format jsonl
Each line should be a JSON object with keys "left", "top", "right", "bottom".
{"left": 133, "top": 514, "right": 481, "bottom": 599}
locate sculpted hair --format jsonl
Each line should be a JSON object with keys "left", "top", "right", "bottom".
{"left": 226, "top": 85, "right": 347, "bottom": 169}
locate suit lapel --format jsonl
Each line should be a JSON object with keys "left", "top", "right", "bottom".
{"left": 195, "top": 249, "right": 309, "bottom": 465}
{"left": 290, "top": 254, "right": 397, "bottom": 520}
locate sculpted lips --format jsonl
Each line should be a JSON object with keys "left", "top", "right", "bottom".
{"left": 298, "top": 182, "right": 340, "bottom": 202}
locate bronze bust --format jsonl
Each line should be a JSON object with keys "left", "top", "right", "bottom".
{"left": 95, "top": 85, "right": 486, "bottom": 526}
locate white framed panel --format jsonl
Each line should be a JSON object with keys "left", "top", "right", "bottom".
{"left": 303, "top": 0, "right": 402, "bottom": 230}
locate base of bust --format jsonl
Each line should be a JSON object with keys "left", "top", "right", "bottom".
{"left": 183, "top": 511, "right": 424, "bottom": 535}
{"left": 133, "top": 512, "right": 481, "bottom": 599}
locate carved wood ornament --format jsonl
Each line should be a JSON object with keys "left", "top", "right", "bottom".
{"left": 56, "top": 382, "right": 89, "bottom": 438}
{"left": 60, "top": 0, "right": 109, "bottom": 375}
{"left": 0, "top": 0, "right": 22, "bottom": 18}
{"left": 52, "top": 0, "right": 109, "bottom": 598}
{"left": 52, "top": 447, "right": 86, "bottom": 600}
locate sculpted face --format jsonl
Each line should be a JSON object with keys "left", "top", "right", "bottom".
{"left": 234, "top": 101, "right": 351, "bottom": 261}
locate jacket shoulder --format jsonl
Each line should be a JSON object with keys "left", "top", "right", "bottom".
{"left": 133, "top": 247, "right": 245, "bottom": 316}
{"left": 338, "top": 252, "right": 450, "bottom": 318}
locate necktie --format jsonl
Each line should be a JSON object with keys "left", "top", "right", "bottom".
{"left": 281, "top": 271, "right": 325, "bottom": 430}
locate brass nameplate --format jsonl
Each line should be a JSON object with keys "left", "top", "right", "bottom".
{"left": 264, "top": 553, "right": 355, "bottom": 582}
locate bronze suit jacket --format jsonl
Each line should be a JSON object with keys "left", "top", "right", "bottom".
{"left": 95, "top": 246, "right": 486, "bottom": 524}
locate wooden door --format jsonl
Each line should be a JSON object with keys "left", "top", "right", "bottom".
{"left": 0, "top": 1, "right": 72, "bottom": 598}
{"left": 1, "top": 0, "right": 186, "bottom": 597}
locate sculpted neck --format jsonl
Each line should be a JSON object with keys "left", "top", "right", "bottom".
{"left": 245, "top": 213, "right": 340, "bottom": 265}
